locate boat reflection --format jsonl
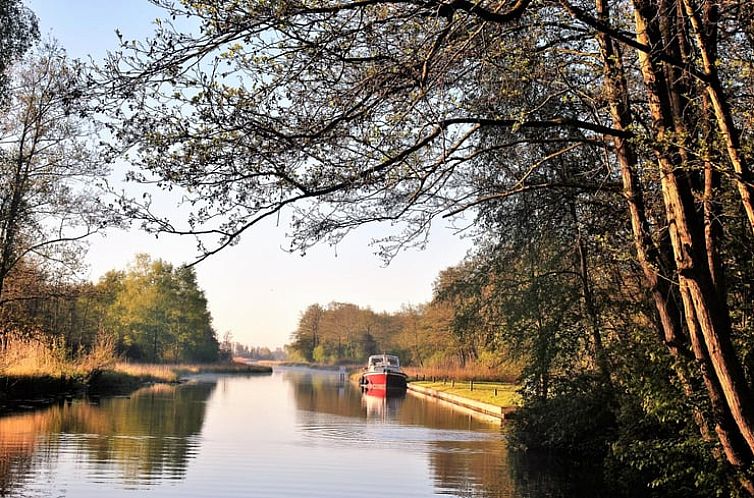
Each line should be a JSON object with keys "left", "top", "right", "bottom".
{"left": 360, "top": 386, "right": 406, "bottom": 421}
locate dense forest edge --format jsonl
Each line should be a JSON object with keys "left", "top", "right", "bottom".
{"left": 3, "top": 0, "right": 754, "bottom": 496}
{"left": 0, "top": 251, "right": 272, "bottom": 410}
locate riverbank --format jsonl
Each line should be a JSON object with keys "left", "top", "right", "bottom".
{"left": 0, "top": 361, "right": 272, "bottom": 413}
{"left": 407, "top": 381, "right": 520, "bottom": 421}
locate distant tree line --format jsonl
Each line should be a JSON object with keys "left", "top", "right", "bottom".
{"left": 287, "top": 299, "right": 519, "bottom": 377}
{"left": 232, "top": 343, "right": 286, "bottom": 362}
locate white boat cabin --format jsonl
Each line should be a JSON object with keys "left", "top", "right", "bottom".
{"left": 367, "top": 354, "right": 402, "bottom": 373}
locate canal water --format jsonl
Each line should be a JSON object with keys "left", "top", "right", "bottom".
{"left": 0, "top": 368, "right": 603, "bottom": 497}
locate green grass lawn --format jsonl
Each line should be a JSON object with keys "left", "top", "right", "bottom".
{"left": 411, "top": 381, "right": 521, "bottom": 408}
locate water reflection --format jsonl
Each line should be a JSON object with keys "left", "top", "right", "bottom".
{"left": 286, "top": 367, "right": 497, "bottom": 431}
{"left": 361, "top": 388, "right": 406, "bottom": 421}
{"left": 286, "top": 368, "right": 512, "bottom": 498}
{"left": 0, "top": 369, "right": 608, "bottom": 497}
{"left": 0, "top": 380, "right": 215, "bottom": 496}
{"left": 285, "top": 367, "right": 608, "bottom": 498}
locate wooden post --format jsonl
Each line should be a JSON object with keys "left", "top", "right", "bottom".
{"left": 470, "top": 380, "right": 474, "bottom": 391}
{"left": 494, "top": 388, "right": 498, "bottom": 396}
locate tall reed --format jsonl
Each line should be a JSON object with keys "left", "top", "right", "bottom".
{"left": 403, "top": 360, "right": 522, "bottom": 383}
{"left": 0, "top": 331, "right": 118, "bottom": 379}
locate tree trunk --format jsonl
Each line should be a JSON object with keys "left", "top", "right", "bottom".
{"left": 595, "top": 0, "right": 687, "bottom": 353}
{"left": 596, "top": 0, "right": 754, "bottom": 487}
{"left": 682, "top": 0, "right": 754, "bottom": 237}
{"left": 633, "top": 0, "right": 754, "bottom": 464}
{"left": 573, "top": 204, "right": 609, "bottom": 377}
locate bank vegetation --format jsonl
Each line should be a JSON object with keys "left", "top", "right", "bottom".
{"left": 4, "top": 0, "right": 754, "bottom": 495}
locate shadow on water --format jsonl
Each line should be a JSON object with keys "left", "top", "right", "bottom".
{"left": 0, "top": 379, "right": 216, "bottom": 496}
{"left": 506, "top": 450, "right": 607, "bottom": 498}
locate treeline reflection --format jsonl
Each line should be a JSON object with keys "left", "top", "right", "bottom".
{"left": 287, "top": 368, "right": 606, "bottom": 498}
{"left": 286, "top": 369, "right": 495, "bottom": 430}
{"left": 0, "top": 381, "right": 215, "bottom": 496}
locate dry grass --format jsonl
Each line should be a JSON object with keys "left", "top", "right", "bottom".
{"left": 111, "top": 361, "right": 272, "bottom": 382}
{"left": 0, "top": 333, "right": 117, "bottom": 379}
{"left": 0, "top": 336, "right": 271, "bottom": 405}
{"left": 403, "top": 360, "right": 522, "bottom": 383}
{"left": 0, "top": 337, "right": 65, "bottom": 377}
{"left": 0, "top": 334, "right": 270, "bottom": 385}
{"left": 111, "top": 362, "right": 179, "bottom": 382}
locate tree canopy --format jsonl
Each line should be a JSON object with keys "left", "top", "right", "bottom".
{"left": 93, "top": 0, "right": 754, "bottom": 493}
{"left": 0, "top": 0, "right": 38, "bottom": 102}
{"left": 100, "top": 254, "right": 220, "bottom": 363}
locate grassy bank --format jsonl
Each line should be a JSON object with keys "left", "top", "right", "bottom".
{"left": 0, "top": 336, "right": 272, "bottom": 412}
{"left": 111, "top": 361, "right": 272, "bottom": 382}
{"left": 0, "top": 361, "right": 273, "bottom": 412}
{"left": 410, "top": 380, "right": 521, "bottom": 408}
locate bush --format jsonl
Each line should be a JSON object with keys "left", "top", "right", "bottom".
{"left": 512, "top": 374, "right": 616, "bottom": 458}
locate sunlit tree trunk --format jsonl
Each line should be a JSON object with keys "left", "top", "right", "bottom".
{"left": 681, "top": 0, "right": 754, "bottom": 237}
{"left": 633, "top": 0, "right": 754, "bottom": 471}
{"left": 594, "top": 0, "right": 684, "bottom": 352}
{"left": 595, "top": 0, "right": 754, "bottom": 483}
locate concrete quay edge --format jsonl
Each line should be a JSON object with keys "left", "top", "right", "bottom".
{"left": 407, "top": 383, "right": 517, "bottom": 420}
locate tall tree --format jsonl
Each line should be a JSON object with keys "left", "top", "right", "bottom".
{"left": 104, "top": 0, "right": 754, "bottom": 490}
{"left": 0, "top": 43, "right": 114, "bottom": 317}
{"left": 105, "top": 254, "right": 219, "bottom": 363}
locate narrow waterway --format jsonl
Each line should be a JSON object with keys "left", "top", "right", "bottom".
{"left": 0, "top": 368, "right": 604, "bottom": 497}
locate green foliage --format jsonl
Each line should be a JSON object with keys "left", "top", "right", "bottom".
{"left": 513, "top": 374, "right": 616, "bottom": 458}
{"left": 101, "top": 255, "right": 219, "bottom": 363}
{"left": 311, "top": 345, "right": 326, "bottom": 363}
{"left": 608, "top": 431, "right": 730, "bottom": 498}
{"left": 98, "top": 0, "right": 754, "bottom": 494}
{"left": 289, "top": 302, "right": 401, "bottom": 364}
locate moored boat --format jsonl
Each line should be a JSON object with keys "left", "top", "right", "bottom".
{"left": 359, "top": 354, "right": 408, "bottom": 390}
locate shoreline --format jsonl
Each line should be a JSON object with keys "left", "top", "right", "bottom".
{"left": 407, "top": 382, "right": 518, "bottom": 421}
{"left": 0, "top": 362, "right": 272, "bottom": 414}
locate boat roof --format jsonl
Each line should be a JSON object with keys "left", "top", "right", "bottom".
{"left": 368, "top": 354, "right": 399, "bottom": 361}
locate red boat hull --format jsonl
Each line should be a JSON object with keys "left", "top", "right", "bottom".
{"left": 360, "top": 371, "right": 408, "bottom": 390}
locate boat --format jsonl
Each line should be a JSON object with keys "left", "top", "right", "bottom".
{"left": 359, "top": 354, "right": 408, "bottom": 391}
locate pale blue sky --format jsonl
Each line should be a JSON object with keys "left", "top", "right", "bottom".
{"left": 26, "top": 0, "right": 473, "bottom": 348}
